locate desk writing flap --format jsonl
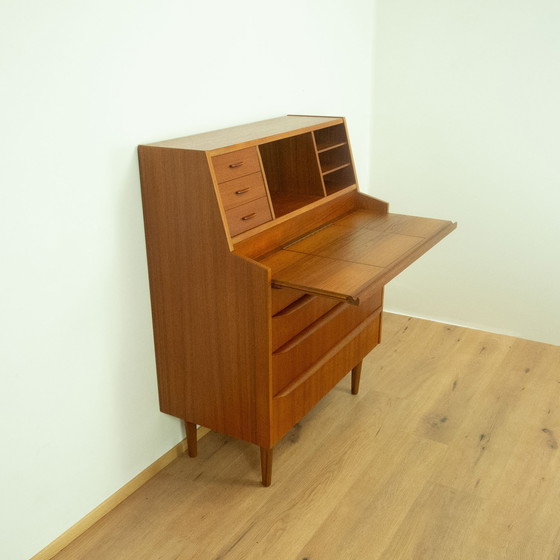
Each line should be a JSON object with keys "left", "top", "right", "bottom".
{"left": 260, "top": 211, "right": 456, "bottom": 305}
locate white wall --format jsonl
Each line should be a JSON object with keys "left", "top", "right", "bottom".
{"left": 372, "top": 0, "right": 560, "bottom": 345}
{"left": 0, "top": 2, "right": 375, "bottom": 559}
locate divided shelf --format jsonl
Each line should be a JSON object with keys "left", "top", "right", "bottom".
{"left": 215, "top": 120, "right": 358, "bottom": 233}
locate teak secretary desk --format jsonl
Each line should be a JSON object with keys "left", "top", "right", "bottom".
{"left": 138, "top": 115, "right": 456, "bottom": 486}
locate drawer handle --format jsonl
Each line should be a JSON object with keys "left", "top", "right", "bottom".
{"left": 274, "top": 310, "right": 382, "bottom": 398}
{"left": 273, "top": 294, "right": 315, "bottom": 317}
{"left": 235, "top": 188, "right": 250, "bottom": 195}
{"left": 229, "top": 162, "right": 244, "bottom": 169}
{"left": 241, "top": 213, "right": 256, "bottom": 221}
{"left": 273, "top": 302, "right": 345, "bottom": 354}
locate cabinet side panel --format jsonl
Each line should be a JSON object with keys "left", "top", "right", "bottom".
{"left": 355, "top": 192, "right": 389, "bottom": 213}
{"left": 138, "top": 147, "right": 271, "bottom": 447}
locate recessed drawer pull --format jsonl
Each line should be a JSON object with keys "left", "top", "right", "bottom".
{"left": 273, "top": 294, "right": 315, "bottom": 317}
{"left": 274, "top": 311, "right": 382, "bottom": 399}
{"left": 235, "top": 188, "right": 250, "bottom": 195}
{"left": 241, "top": 213, "right": 256, "bottom": 221}
{"left": 229, "top": 162, "right": 244, "bottom": 169}
{"left": 273, "top": 302, "right": 345, "bottom": 354}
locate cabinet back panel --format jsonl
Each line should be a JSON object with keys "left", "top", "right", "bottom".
{"left": 259, "top": 133, "right": 325, "bottom": 216}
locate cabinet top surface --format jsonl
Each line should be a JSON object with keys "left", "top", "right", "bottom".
{"left": 141, "top": 115, "right": 342, "bottom": 152}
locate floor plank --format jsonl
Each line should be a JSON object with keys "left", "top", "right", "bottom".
{"left": 52, "top": 314, "right": 560, "bottom": 560}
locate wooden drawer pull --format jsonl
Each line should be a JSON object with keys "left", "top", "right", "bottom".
{"left": 229, "top": 162, "right": 244, "bottom": 169}
{"left": 241, "top": 213, "right": 256, "bottom": 221}
{"left": 274, "top": 311, "right": 381, "bottom": 398}
{"left": 235, "top": 188, "right": 250, "bottom": 195}
{"left": 273, "top": 302, "right": 345, "bottom": 354}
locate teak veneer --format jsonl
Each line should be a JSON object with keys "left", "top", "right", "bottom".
{"left": 138, "top": 115, "right": 456, "bottom": 486}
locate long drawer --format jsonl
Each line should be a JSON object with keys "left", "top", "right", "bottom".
{"left": 272, "top": 293, "right": 339, "bottom": 352}
{"left": 272, "top": 285, "right": 382, "bottom": 396}
{"left": 271, "top": 286, "right": 307, "bottom": 315}
{"left": 271, "top": 310, "right": 382, "bottom": 444}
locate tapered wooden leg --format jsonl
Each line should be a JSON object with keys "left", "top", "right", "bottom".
{"left": 351, "top": 361, "right": 363, "bottom": 395}
{"left": 260, "top": 447, "right": 273, "bottom": 487}
{"left": 186, "top": 421, "right": 197, "bottom": 458}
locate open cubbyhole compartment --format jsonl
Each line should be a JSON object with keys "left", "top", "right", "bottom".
{"left": 259, "top": 132, "right": 325, "bottom": 217}
{"left": 318, "top": 143, "right": 352, "bottom": 175}
{"left": 323, "top": 165, "right": 356, "bottom": 195}
{"left": 313, "top": 123, "right": 348, "bottom": 152}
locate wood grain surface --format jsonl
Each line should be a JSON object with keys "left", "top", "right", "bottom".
{"left": 261, "top": 208, "right": 456, "bottom": 303}
{"left": 138, "top": 115, "right": 455, "bottom": 487}
{"left": 138, "top": 146, "right": 272, "bottom": 447}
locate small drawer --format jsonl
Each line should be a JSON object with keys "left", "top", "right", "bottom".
{"left": 272, "top": 294, "right": 339, "bottom": 352}
{"left": 225, "top": 196, "right": 272, "bottom": 237}
{"left": 212, "top": 147, "right": 261, "bottom": 183}
{"left": 218, "top": 172, "right": 267, "bottom": 210}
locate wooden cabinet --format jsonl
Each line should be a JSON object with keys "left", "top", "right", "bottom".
{"left": 138, "top": 115, "right": 456, "bottom": 486}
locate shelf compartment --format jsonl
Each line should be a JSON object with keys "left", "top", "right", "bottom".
{"left": 322, "top": 163, "right": 352, "bottom": 176}
{"left": 323, "top": 166, "right": 356, "bottom": 194}
{"left": 316, "top": 141, "right": 347, "bottom": 154}
{"left": 313, "top": 123, "right": 348, "bottom": 152}
{"left": 318, "top": 143, "right": 353, "bottom": 176}
{"left": 259, "top": 132, "right": 325, "bottom": 216}
{"left": 268, "top": 192, "right": 323, "bottom": 218}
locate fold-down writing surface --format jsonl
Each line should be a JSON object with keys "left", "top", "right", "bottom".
{"left": 261, "top": 211, "right": 456, "bottom": 304}
{"left": 286, "top": 224, "right": 424, "bottom": 268}
{"left": 262, "top": 250, "right": 382, "bottom": 304}
{"left": 335, "top": 210, "right": 454, "bottom": 237}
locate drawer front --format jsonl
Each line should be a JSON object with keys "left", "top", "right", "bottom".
{"left": 225, "top": 196, "right": 273, "bottom": 237}
{"left": 218, "top": 172, "right": 267, "bottom": 210}
{"left": 271, "top": 313, "right": 381, "bottom": 444}
{"left": 271, "top": 287, "right": 307, "bottom": 316}
{"left": 272, "top": 294, "right": 338, "bottom": 352}
{"left": 212, "top": 147, "right": 261, "bottom": 183}
{"left": 272, "top": 287, "right": 382, "bottom": 395}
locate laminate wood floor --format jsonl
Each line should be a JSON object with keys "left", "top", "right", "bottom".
{"left": 53, "top": 313, "right": 560, "bottom": 560}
